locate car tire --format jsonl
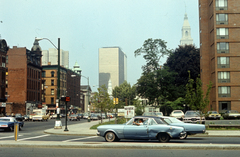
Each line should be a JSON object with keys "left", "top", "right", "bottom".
{"left": 105, "top": 132, "right": 116, "bottom": 142}
{"left": 179, "top": 133, "right": 188, "bottom": 139}
{"left": 158, "top": 133, "right": 170, "bottom": 142}
{"left": 19, "top": 125, "right": 22, "bottom": 131}
{"left": 9, "top": 126, "right": 14, "bottom": 132}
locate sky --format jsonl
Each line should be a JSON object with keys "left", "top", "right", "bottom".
{"left": 0, "top": 0, "right": 199, "bottom": 92}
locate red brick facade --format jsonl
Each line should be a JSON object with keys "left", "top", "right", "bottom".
{"left": 199, "top": 0, "right": 240, "bottom": 112}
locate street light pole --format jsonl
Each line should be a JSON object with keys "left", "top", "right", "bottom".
{"left": 35, "top": 37, "right": 62, "bottom": 128}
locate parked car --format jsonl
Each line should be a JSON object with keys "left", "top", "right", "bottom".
{"left": 23, "top": 115, "right": 30, "bottom": 121}
{"left": 78, "top": 113, "right": 83, "bottom": 119}
{"left": 15, "top": 113, "right": 24, "bottom": 121}
{"left": 69, "top": 114, "right": 80, "bottom": 121}
{"left": 160, "top": 116, "right": 206, "bottom": 139}
{"left": 223, "top": 110, "right": 240, "bottom": 119}
{"left": 83, "top": 113, "right": 89, "bottom": 119}
{"left": 206, "top": 111, "right": 221, "bottom": 120}
{"left": 91, "top": 114, "right": 100, "bottom": 120}
{"left": 0, "top": 117, "right": 24, "bottom": 131}
{"left": 183, "top": 111, "right": 205, "bottom": 124}
{"left": 170, "top": 110, "right": 184, "bottom": 120}
{"left": 97, "top": 116, "right": 186, "bottom": 142}
{"left": 50, "top": 114, "right": 62, "bottom": 119}
{"left": 155, "top": 112, "right": 163, "bottom": 117}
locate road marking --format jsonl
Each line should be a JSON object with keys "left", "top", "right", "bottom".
{"left": 17, "top": 134, "right": 50, "bottom": 141}
{"left": 63, "top": 136, "right": 98, "bottom": 142}
{"left": 0, "top": 135, "right": 23, "bottom": 140}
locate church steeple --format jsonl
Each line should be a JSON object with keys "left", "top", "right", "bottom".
{"left": 180, "top": 13, "right": 193, "bottom": 46}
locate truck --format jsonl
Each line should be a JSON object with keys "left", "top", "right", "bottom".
{"left": 32, "top": 109, "right": 49, "bottom": 121}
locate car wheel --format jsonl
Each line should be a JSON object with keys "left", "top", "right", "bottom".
{"left": 9, "top": 126, "right": 14, "bottom": 132}
{"left": 19, "top": 125, "right": 22, "bottom": 131}
{"left": 105, "top": 132, "right": 116, "bottom": 142}
{"left": 158, "top": 133, "right": 170, "bottom": 142}
{"left": 179, "top": 133, "right": 188, "bottom": 139}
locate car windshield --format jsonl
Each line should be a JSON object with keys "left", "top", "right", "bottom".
{"left": 0, "top": 119, "right": 10, "bottom": 122}
{"left": 208, "top": 111, "right": 218, "bottom": 114}
{"left": 155, "top": 112, "right": 163, "bottom": 116}
{"left": 70, "top": 114, "right": 77, "bottom": 117}
{"left": 173, "top": 111, "right": 182, "bottom": 114}
{"left": 229, "top": 110, "right": 238, "bottom": 113}
{"left": 185, "top": 111, "right": 200, "bottom": 117}
{"left": 143, "top": 112, "right": 156, "bottom": 116}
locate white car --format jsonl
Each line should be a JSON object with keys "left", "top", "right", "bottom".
{"left": 170, "top": 110, "right": 184, "bottom": 120}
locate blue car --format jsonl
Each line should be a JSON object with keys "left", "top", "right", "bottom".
{"left": 160, "top": 116, "right": 206, "bottom": 139}
{"left": 0, "top": 117, "right": 24, "bottom": 132}
{"left": 97, "top": 116, "right": 186, "bottom": 142}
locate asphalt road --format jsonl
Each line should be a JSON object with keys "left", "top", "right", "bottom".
{"left": 1, "top": 119, "right": 240, "bottom": 145}
{"left": 1, "top": 147, "right": 240, "bottom": 157}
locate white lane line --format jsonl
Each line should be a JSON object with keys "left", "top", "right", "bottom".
{"left": 0, "top": 135, "right": 23, "bottom": 140}
{"left": 63, "top": 136, "right": 98, "bottom": 142}
{"left": 17, "top": 134, "right": 50, "bottom": 141}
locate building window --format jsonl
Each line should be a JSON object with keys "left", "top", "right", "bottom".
{"left": 218, "top": 86, "right": 230, "bottom": 97}
{"left": 218, "top": 72, "right": 230, "bottom": 83}
{"left": 51, "top": 97, "right": 54, "bottom": 104}
{"left": 51, "top": 80, "right": 54, "bottom": 86}
{"left": 51, "top": 71, "right": 55, "bottom": 77}
{"left": 217, "top": 57, "right": 229, "bottom": 68}
{"left": 217, "top": 28, "right": 228, "bottom": 39}
{"left": 217, "top": 42, "right": 229, "bottom": 53}
{"left": 219, "top": 101, "right": 231, "bottom": 111}
{"left": 51, "top": 89, "right": 54, "bottom": 95}
{"left": 216, "top": 0, "right": 228, "bottom": 10}
{"left": 216, "top": 14, "right": 228, "bottom": 25}
{"left": 42, "top": 71, "right": 46, "bottom": 77}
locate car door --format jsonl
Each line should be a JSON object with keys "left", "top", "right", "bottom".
{"left": 123, "top": 118, "right": 149, "bottom": 139}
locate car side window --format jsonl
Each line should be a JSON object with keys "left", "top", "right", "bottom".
{"left": 149, "top": 119, "right": 157, "bottom": 125}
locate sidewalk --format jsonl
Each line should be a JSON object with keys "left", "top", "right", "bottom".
{"left": 43, "top": 118, "right": 240, "bottom": 137}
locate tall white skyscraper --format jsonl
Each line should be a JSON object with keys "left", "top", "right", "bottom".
{"left": 99, "top": 47, "right": 127, "bottom": 91}
{"left": 180, "top": 13, "right": 193, "bottom": 46}
{"left": 42, "top": 48, "right": 69, "bottom": 68}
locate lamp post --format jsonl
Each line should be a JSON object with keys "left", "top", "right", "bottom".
{"left": 35, "top": 37, "right": 62, "bottom": 129}
{"left": 81, "top": 74, "right": 90, "bottom": 122}
{"left": 35, "top": 38, "right": 60, "bottom": 112}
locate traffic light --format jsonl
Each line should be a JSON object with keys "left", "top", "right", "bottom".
{"left": 61, "top": 96, "right": 71, "bottom": 102}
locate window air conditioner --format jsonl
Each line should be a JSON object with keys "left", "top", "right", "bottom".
{"left": 221, "top": 37, "right": 225, "bottom": 39}
{"left": 221, "top": 66, "right": 226, "bottom": 68}
{"left": 221, "top": 51, "right": 225, "bottom": 53}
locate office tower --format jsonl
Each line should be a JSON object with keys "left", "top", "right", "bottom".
{"left": 99, "top": 47, "right": 127, "bottom": 91}
{"left": 42, "top": 48, "right": 69, "bottom": 68}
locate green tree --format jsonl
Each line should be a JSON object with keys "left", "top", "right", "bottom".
{"left": 164, "top": 45, "right": 200, "bottom": 98}
{"left": 91, "top": 85, "right": 114, "bottom": 123}
{"left": 185, "top": 72, "right": 212, "bottom": 123}
{"left": 134, "top": 38, "right": 172, "bottom": 74}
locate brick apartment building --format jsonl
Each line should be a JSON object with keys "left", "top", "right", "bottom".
{"left": 6, "top": 40, "right": 42, "bottom": 115}
{"left": 199, "top": 0, "right": 240, "bottom": 112}
{"left": 42, "top": 62, "right": 81, "bottom": 114}
{"left": 0, "top": 39, "right": 8, "bottom": 116}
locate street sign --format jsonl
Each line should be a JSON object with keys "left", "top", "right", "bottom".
{"left": 124, "top": 106, "right": 135, "bottom": 118}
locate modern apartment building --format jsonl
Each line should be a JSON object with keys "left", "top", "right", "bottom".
{"left": 42, "top": 48, "right": 69, "bottom": 68}
{"left": 180, "top": 13, "right": 193, "bottom": 45}
{"left": 199, "top": 0, "right": 240, "bottom": 112}
{"left": 99, "top": 47, "right": 127, "bottom": 91}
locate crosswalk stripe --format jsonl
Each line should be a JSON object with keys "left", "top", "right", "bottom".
{"left": 63, "top": 136, "right": 97, "bottom": 142}
{"left": 0, "top": 135, "right": 23, "bottom": 140}
{"left": 17, "top": 134, "right": 50, "bottom": 141}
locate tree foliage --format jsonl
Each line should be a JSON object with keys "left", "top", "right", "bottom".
{"left": 164, "top": 45, "right": 200, "bottom": 97}
{"left": 91, "top": 85, "right": 114, "bottom": 123}
{"left": 185, "top": 71, "right": 212, "bottom": 121}
{"left": 134, "top": 38, "right": 172, "bottom": 74}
